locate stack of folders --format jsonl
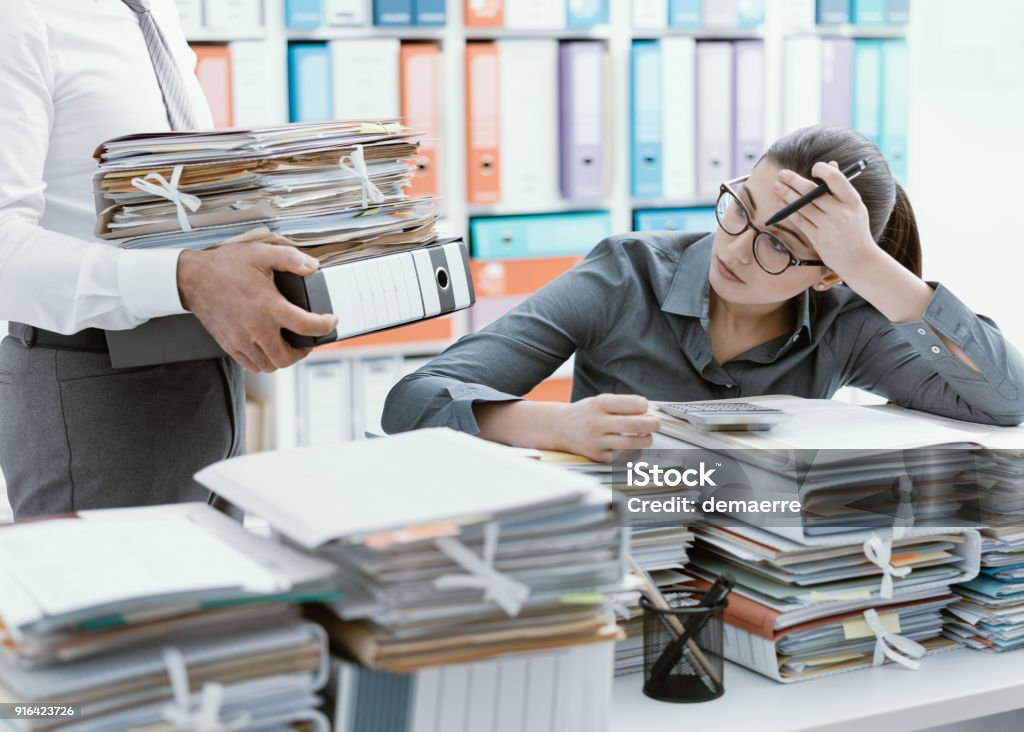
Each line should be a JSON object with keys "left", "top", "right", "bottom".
{"left": 92, "top": 120, "right": 437, "bottom": 262}
{"left": 533, "top": 450, "right": 697, "bottom": 675}
{"left": 686, "top": 523, "right": 978, "bottom": 682}
{"left": 946, "top": 449, "right": 1024, "bottom": 652}
{"left": 194, "top": 430, "right": 625, "bottom": 707}
{"left": 0, "top": 503, "right": 338, "bottom": 730}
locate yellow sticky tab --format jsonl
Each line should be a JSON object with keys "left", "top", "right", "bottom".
{"left": 801, "top": 651, "right": 865, "bottom": 667}
{"left": 891, "top": 550, "right": 951, "bottom": 567}
{"left": 359, "top": 122, "right": 388, "bottom": 134}
{"left": 560, "top": 593, "right": 606, "bottom": 605}
{"left": 842, "top": 611, "right": 901, "bottom": 640}
{"left": 363, "top": 522, "right": 460, "bottom": 550}
{"left": 809, "top": 589, "right": 872, "bottom": 602}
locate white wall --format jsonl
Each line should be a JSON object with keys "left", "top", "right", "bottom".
{"left": 908, "top": 1, "right": 1024, "bottom": 348}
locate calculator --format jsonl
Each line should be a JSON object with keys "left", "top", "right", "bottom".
{"left": 657, "top": 401, "right": 790, "bottom": 432}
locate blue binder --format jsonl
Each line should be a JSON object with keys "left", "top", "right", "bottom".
{"left": 374, "top": 0, "right": 413, "bottom": 25}
{"left": 288, "top": 43, "right": 333, "bottom": 123}
{"left": 851, "top": 0, "right": 886, "bottom": 24}
{"left": 414, "top": 0, "right": 446, "bottom": 25}
{"left": 470, "top": 212, "right": 613, "bottom": 260}
{"left": 815, "top": 0, "right": 850, "bottom": 24}
{"left": 284, "top": 0, "right": 324, "bottom": 28}
{"left": 852, "top": 39, "right": 882, "bottom": 147}
{"left": 737, "top": 0, "right": 765, "bottom": 27}
{"left": 566, "top": 0, "right": 609, "bottom": 27}
{"left": 668, "top": 0, "right": 702, "bottom": 28}
{"left": 631, "top": 41, "right": 663, "bottom": 199}
{"left": 886, "top": 0, "right": 909, "bottom": 23}
{"left": 880, "top": 40, "right": 908, "bottom": 183}
{"left": 634, "top": 208, "right": 717, "bottom": 233}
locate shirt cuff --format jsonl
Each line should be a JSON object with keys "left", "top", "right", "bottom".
{"left": 890, "top": 282, "right": 973, "bottom": 361}
{"left": 445, "top": 382, "right": 523, "bottom": 434}
{"left": 117, "top": 248, "right": 189, "bottom": 319}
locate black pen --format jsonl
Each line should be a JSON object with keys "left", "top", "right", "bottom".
{"left": 765, "top": 159, "right": 869, "bottom": 227}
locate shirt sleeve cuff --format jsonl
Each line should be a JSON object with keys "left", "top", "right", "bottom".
{"left": 117, "top": 248, "right": 189, "bottom": 319}
{"left": 445, "top": 382, "right": 524, "bottom": 434}
{"left": 890, "top": 282, "right": 973, "bottom": 362}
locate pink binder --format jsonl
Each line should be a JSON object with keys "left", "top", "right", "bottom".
{"left": 696, "top": 42, "right": 734, "bottom": 199}
{"left": 732, "top": 40, "right": 764, "bottom": 178}
{"left": 559, "top": 41, "right": 607, "bottom": 201}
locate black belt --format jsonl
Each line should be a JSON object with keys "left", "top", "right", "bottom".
{"left": 7, "top": 322, "right": 109, "bottom": 352}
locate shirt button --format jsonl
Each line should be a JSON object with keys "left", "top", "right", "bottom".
{"left": 792, "top": 335, "right": 800, "bottom": 343}
{"left": 917, "top": 328, "right": 927, "bottom": 335}
{"left": 931, "top": 345, "right": 941, "bottom": 354}
{"left": 725, "top": 384, "right": 734, "bottom": 388}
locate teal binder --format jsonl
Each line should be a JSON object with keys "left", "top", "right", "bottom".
{"left": 880, "top": 39, "right": 908, "bottom": 183}
{"left": 470, "top": 212, "right": 613, "bottom": 260}
{"left": 631, "top": 41, "right": 663, "bottom": 199}
{"left": 288, "top": 43, "right": 333, "bottom": 123}
{"left": 634, "top": 207, "right": 717, "bottom": 233}
{"left": 852, "top": 40, "right": 883, "bottom": 147}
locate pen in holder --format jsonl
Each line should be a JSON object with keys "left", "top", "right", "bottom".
{"left": 638, "top": 571, "right": 733, "bottom": 703}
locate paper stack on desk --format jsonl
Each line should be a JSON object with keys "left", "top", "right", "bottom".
{"left": 195, "top": 429, "right": 626, "bottom": 674}
{"left": 533, "top": 451, "right": 697, "bottom": 675}
{"left": 946, "top": 448, "right": 1024, "bottom": 652}
{"left": 686, "top": 523, "right": 978, "bottom": 682}
{"left": 0, "top": 503, "right": 336, "bottom": 730}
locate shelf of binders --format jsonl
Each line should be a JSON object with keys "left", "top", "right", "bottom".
{"left": 285, "top": 27, "right": 449, "bottom": 39}
{"left": 785, "top": 24, "right": 908, "bottom": 38}
{"left": 463, "top": 28, "right": 611, "bottom": 40}
{"left": 630, "top": 28, "right": 764, "bottom": 39}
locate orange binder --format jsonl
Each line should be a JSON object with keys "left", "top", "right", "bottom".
{"left": 525, "top": 376, "right": 573, "bottom": 403}
{"left": 465, "top": 42, "right": 501, "bottom": 205}
{"left": 400, "top": 43, "right": 441, "bottom": 199}
{"left": 464, "top": 0, "right": 504, "bottom": 27}
{"left": 191, "top": 44, "right": 234, "bottom": 128}
{"left": 470, "top": 256, "right": 583, "bottom": 298}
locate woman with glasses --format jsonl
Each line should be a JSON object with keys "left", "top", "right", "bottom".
{"left": 382, "top": 125, "right": 1024, "bottom": 461}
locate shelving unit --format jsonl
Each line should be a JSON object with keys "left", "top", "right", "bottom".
{"left": 177, "top": 0, "right": 908, "bottom": 449}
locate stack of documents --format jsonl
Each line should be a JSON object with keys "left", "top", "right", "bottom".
{"left": 0, "top": 503, "right": 336, "bottom": 729}
{"left": 686, "top": 523, "right": 977, "bottom": 682}
{"left": 532, "top": 450, "right": 697, "bottom": 675}
{"left": 946, "top": 449, "right": 1024, "bottom": 651}
{"left": 92, "top": 120, "right": 439, "bottom": 263}
{"left": 195, "top": 429, "right": 626, "bottom": 673}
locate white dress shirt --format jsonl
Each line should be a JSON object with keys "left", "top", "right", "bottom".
{"left": 0, "top": 0, "right": 213, "bottom": 334}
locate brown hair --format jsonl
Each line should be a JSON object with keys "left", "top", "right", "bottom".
{"left": 761, "top": 125, "right": 922, "bottom": 277}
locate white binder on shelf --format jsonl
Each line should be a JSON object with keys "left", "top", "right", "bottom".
{"left": 325, "top": 0, "right": 370, "bottom": 25}
{"left": 203, "top": 0, "right": 264, "bottom": 33}
{"left": 299, "top": 360, "right": 353, "bottom": 446}
{"left": 661, "top": 37, "right": 697, "bottom": 201}
{"left": 783, "top": 36, "right": 823, "bottom": 134}
{"left": 695, "top": 42, "right": 734, "bottom": 199}
{"left": 231, "top": 40, "right": 289, "bottom": 126}
{"left": 504, "top": 0, "right": 567, "bottom": 29}
{"left": 632, "top": 0, "right": 668, "bottom": 28}
{"left": 329, "top": 38, "right": 401, "bottom": 120}
{"left": 498, "top": 40, "right": 561, "bottom": 209}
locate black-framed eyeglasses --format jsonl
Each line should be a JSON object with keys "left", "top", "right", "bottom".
{"left": 715, "top": 175, "right": 825, "bottom": 275}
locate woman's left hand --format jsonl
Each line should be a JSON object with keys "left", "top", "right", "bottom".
{"left": 771, "top": 161, "right": 878, "bottom": 280}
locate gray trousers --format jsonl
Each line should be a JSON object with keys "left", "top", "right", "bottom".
{"left": 0, "top": 336, "right": 246, "bottom": 518}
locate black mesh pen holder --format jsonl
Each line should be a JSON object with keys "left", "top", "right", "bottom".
{"left": 640, "top": 589, "right": 726, "bottom": 703}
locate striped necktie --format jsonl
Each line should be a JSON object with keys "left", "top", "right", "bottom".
{"left": 121, "top": 0, "right": 198, "bottom": 130}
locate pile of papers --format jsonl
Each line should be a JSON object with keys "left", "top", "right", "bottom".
{"left": 195, "top": 429, "right": 626, "bottom": 674}
{"left": 686, "top": 523, "right": 976, "bottom": 682}
{"left": 946, "top": 449, "right": 1024, "bottom": 651}
{"left": 92, "top": 120, "right": 438, "bottom": 263}
{"left": 0, "top": 503, "right": 337, "bottom": 729}
{"left": 533, "top": 451, "right": 697, "bottom": 675}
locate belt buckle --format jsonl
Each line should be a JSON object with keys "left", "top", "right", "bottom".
{"left": 24, "top": 326, "right": 37, "bottom": 347}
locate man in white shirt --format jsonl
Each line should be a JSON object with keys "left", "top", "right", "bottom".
{"left": 0, "top": 0, "right": 336, "bottom": 517}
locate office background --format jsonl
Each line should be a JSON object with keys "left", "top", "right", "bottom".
{"left": 1, "top": 0, "right": 1023, "bottom": 520}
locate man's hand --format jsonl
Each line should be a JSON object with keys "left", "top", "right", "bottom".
{"left": 176, "top": 242, "right": 338, "bottom": 373}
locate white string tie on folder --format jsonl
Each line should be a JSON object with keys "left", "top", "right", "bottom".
{"left": 863, "top": 534, "right": 910, "bottom": 599}
{"left": 433, "top": 522, "right": 531, "bottom": 617}
{"left": 338, "top": 145, "right": 385, "bottom": 208}
{"left": 863, "top": 609, "right": 926, "bottom": 670}
{"left": 130, "top": 164, "right": 201, "bottom": 232}
{"left": 892, "top": 474, "right": 915, "bottom": 540}
{"left": 160, "top": 647, "right": 251, "bottom": 732}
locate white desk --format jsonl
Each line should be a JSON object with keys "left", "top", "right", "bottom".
{"left": 611, "top": 650, "right": 1024, "bottom": 732}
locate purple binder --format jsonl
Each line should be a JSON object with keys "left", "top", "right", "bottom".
{"left": 821, "top": 38, "right": 854, "bottom": 127}
{"left": 732, "top": 40, "right": 764, "bottom": 179}
{"left": 559, "top": 42, "right": 606, "bottom": 201}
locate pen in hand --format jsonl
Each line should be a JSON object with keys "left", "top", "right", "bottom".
{"left": 765, "top": 159, "right": 868, "bottom": 227}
